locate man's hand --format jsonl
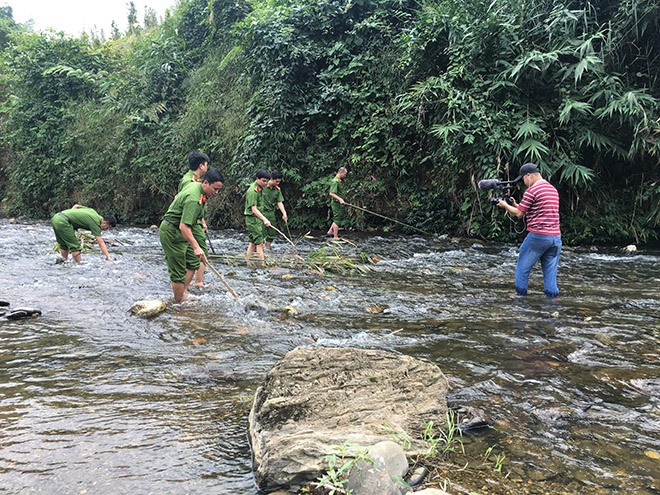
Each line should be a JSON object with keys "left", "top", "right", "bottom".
{"left": 194, "top": 246, "right": 205, "bottom": 259}
{"left": 263, "top": 219, "right": 272, "bottom": 228}
{"left": 338, "top": 198, "right": 345, "bottom": 205}
{"left": 282, "top": 214, "right": 288, "bottom": 223}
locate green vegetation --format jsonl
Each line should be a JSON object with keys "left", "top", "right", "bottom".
{"left": 312, "top": 441, "right": 373, "bottom": 495}
{"left": 1, "top": 0, "right": 659, "bottom": 244}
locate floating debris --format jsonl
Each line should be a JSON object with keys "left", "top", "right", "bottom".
{"left": 130, "top": 300, "right": 166, "bottom": 317}
{"left": 2, "top": 308, "right": 42, "bottom": 320}
{"left": 367, "top": 306, "right": 384, "bottom": 313}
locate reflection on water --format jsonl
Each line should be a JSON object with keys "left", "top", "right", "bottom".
{"left": 1, "top": 219, "right": 659, "bottom": 494}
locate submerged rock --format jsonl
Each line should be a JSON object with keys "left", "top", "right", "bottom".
{"left": 248, "top": 346, "right": 448, "bottom": 492}
{"left": 130, "top": 299, "right": 166, "bottom": 317}
{"left": 2, "top": 308, "right": 42, "bottom": 320}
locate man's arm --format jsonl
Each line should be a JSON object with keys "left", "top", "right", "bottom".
{"left": 277, "top": 201, "right": 288, "bottom": 223}
{"left": 251, "top": 206, "right": 271, "bottom": 226}
{"left": 329, "top": 192, "right": 345, "bottom": 204}
{"left": 497, "top": 198, "right": 525, "bottom": 218}
{"left": 179, "top": 222, "right": 204, "bottom": 258}
{"left": 201, "top": 218, "right": 208, "bottom": 231}
{"left": 95, "top": 236, "right": 113, "bottom": 261}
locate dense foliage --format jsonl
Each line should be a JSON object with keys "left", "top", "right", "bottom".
{"left": 0, "top": 0, "right": 658, "bottom": 244}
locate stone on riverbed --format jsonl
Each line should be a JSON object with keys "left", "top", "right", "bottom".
{"left": 248, "top": 346, "right": 449, "bottom": 492}
{"left": 2, "top": 308, "right": 42, "bottom": 320}
{"left": 130, "top": 299, "right": 166, "bottom": 317}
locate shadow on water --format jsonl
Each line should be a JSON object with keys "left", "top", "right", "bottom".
{"left": 1, "top": 219, "right": 660, "bottom": 494}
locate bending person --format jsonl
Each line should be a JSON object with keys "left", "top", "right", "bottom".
{"left": 52, "top": 205, "right": 117, "bottom": 263}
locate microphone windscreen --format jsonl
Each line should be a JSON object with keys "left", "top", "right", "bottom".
{"left": 478, "top": 179, "right": 500, "bottom": 190}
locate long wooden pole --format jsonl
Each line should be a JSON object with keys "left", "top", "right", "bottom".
{"left": 344, "top": 202, "right": 432, "bottom": 236}
{"left": 203, "top": 256, "right": 238, "bottom": 299}
{"left": 205, "top": 231, "right": 217, "bottom": 255}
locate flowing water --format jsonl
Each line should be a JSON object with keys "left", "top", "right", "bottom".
{"left": 1, "top": 218, "right": 659, "bottom": 494}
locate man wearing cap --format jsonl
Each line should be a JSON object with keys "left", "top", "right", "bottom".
{"left": 160, "top": 168, "right": 224, "bottom": 303}
{"left": 52, "top": 205, "right": 117, "bottom": 263}
{"left": 497, "top": 163, "right": 561, "bottom": 298}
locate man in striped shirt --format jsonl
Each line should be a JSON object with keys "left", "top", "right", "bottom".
{"left": 497, "top": 163, "right": 561, "bottom": 298}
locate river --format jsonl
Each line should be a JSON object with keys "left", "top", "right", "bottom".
{"left": 1, "top": 219, "right": 659, "bottom": 494}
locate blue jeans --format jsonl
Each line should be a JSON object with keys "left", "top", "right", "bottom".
{"left": 515, "top": 233, "right": 562, "bottom": 298}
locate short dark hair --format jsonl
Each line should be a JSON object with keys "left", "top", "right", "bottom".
{"left": 103, "top": 215, "right": 117, "bottom": 227}
{"left": 202, "top": 168, "right": 225, "bottom": 184}
{"left": 256, "top": 169, "right": 271, "bottom": 180}
{"left": 188, "top": 151, "right": 210, "bottom": 171}
{"left": 270, "top": 170, "right": 283, "bottom": 180}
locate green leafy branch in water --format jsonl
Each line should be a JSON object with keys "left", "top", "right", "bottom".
{"left": 314, "top": 441, "right": 373, "bottom": 495}
{"left": 305, "top": 239, "right": 373, "bottom": 275}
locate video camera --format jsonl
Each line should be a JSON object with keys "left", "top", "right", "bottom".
{"left": 477, "top": 178, "right": 517, "bottom": 206}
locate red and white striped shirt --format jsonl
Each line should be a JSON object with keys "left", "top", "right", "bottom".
{"left": 518, "top": 179, "right": 561, "bottom": 236}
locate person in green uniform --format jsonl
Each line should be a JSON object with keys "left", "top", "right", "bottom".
{"left": 178, "top": 151, "right": 210, "bottom": 287}
{"left": 52, "top": 205, "right": 117, "bottom": 263}
{"left": 263, "top": 170, "right": 288, "bottom": 249}
{"left": 327, "top": 167, "right": 348, "bottom": 238}
{"left": 244, "top": 169, "right": 272, "bottom": 261}
{"left": 160, "top": 168, "right": 225, "bottom": 303}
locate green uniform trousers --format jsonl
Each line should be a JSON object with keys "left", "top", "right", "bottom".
{"left": 245, "top": 215, "right": 265, "bottom": 245}
{"left": 52, "top": 213, "right": 81, "bottom": 252}
{"left": 159, "top": 221, "right": 202, "bottom": 283}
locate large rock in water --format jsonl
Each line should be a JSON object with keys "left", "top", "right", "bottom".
{"left": 248, "top": 346, "right": 449, "bottom": 492}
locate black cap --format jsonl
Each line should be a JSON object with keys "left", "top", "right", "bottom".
{"left": 513, "top": 163, "right": 540, "bottom": 182}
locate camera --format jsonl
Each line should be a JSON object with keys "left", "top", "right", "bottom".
{"left": 478, "top": 178, "right": 517, "bottom": 206}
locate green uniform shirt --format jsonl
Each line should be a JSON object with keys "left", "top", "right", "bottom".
{"left": 329, "top": 175, "right": 344, "bottom": 199}
{"left": 178, "top": 171, "right": 206, "bottom": 224}
{"left": 164, "top": 182, "right": 206, "bottom": 227}
{"left": 244, "top": 181, "right": 263, "bottom": 216}
{"left": 263, "top": 183, "right": 284, "bottom": 213}
{"left": 178, "top": 170, "right": 201, "bottom": 193}
{"left": 59, "top": 206, "right": 103, "bottom": 237}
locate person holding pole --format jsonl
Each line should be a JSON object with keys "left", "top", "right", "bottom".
{"left": 178, "top": 151, "right": 210, "bottom": 287}
{"left": 497, "top": 162, "right": 561, "bottom": 298}
{"left": 52, "top": 205, "right": 117, "bottom": 263}
{"left": 327, "top": 167, "right": 348, "bottom": 239}
{"left": 244, "top": 169, "right": 272, "bottom": 262}
{"left": 263, "top": 170, "right": 288, "bottom": 249}
{"left": 159, "top": 168, "right": 224, "bottom": 303}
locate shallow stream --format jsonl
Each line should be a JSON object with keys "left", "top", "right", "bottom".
{"left": 1, "top": 219, "right": 659, "bottom": 494}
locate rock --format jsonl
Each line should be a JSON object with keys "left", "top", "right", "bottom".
{"left": 0, "top": 301, "right": 10, "bottom": 307}
{"left": 452, "top": 406, "right": 491, "bottom": 431}
{"left": 248, "top": 346, "right": 448, "bottom": 492}
{"left": 624, "top": 244, "right": 637, "bottom": 252}
{"left": 4, "top": 308, "right": 42, "bottom": 320}
{"left": 346, "top": 441, "right": 409, "bottom": 495}
{"left": 407, "top": 466, "right": 428, "bottom": 487}
{"left": 130, "top": 300, "right": 166, "bottom": 317}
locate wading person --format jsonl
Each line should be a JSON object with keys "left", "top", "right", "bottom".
{"left": 263, "top": 170, "right": 288, "bottom": 249}
{"left": 178, "top": 151, "right": 210, "bottom": 287}
{"left": 160, "top": 168, "right": 225, "bottom": 303}
{"left": 244, "top": 169, "right": 272, "bottom": 262}
{"left": 497, "top": 162, "right": 561, "bottom": 298}
{"left": 52, "top": 205, "right": 117, "bottom": 263}
{"left": 327, "top": 167, "right": 348, "bottom": 239}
